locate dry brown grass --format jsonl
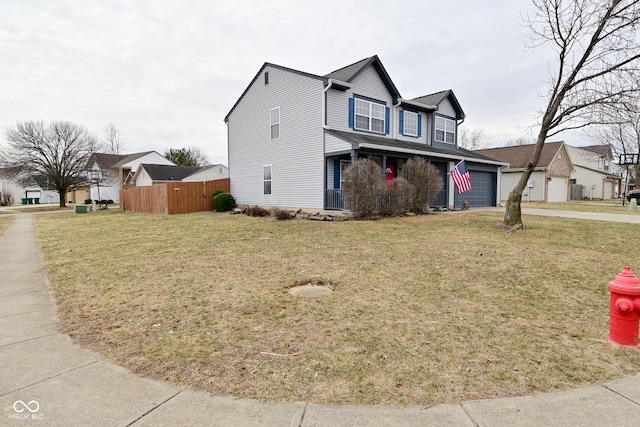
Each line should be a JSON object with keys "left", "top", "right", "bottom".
{"left": 35, "top": 210, "right": 640, "bottom": 406}
{"left": 523, "top": 200, "right": 638, "bottom": 214}
{"left": 0, "top": 214, "right": 14, "bottom": 234}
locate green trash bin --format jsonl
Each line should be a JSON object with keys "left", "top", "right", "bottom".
{"left": 34, "top": 198, "right": 40, "bottom": 204}
{"left": 21, "top": 198, "right": 28, "bottom": 205}
{"left": 74, "top": 205, "right": 88, "bottom": 214}
{"left": 27, "top": 198, "right": 33, "bottom": 204}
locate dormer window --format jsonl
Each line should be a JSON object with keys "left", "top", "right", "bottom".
{"left": 354, "top": 98, "right": 385, "bottom": 134}
{"left": 400, "top": 110, "right": 421, "bottom": 137}
{"left": 435, "top": 116, "right": 456, "bottom": 144}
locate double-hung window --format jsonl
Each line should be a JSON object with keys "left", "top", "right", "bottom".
{"left": 435, "top": 116, "right": 456, "bottom": 144}
{"left": 270, "top": 107, "right": 280, "bottom": 140}
{"left": 403, "top": 111, "right": 418, "bottom": 137}
{"left": 263, "top": 165, "right": 272, "bottom": 195}
{"left": 355, "top": 98, "right": 385, "bottom": 134}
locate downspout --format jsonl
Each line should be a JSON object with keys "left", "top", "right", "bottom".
{"left": 322, "top": 79, "right": 333, "bottom": 209}
{"left": 393, "top": 101, "right": 401, "bottom": 140}
{"left": 456, "top": 117, "right": 465, "bottom": 147}
{"left": 322, "top": 79, "right": 334, "bottom": 129}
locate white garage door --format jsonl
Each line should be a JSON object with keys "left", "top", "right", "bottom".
{"left": 548, "top": 177, "right": 568, "bottom": 202}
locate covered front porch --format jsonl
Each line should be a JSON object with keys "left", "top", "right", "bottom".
{"left": 325, "top": 151, "right": 448, "bottom": 211}
{"left": 323, "top": 129, "right": 504, "bottom": 211}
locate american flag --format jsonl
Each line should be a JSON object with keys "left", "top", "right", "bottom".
{"left": 451, "top": 160, "right": 472, "bottom": 194}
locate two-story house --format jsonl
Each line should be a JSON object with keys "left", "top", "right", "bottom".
{"left": 225, "top": 55, "right": 505, "bottom": 211}
{"left": 565, "top": 144, "right": 622, "bottom": 199}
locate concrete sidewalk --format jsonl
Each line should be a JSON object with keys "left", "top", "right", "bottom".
{"left": 2, "top": 212, "right": 640, "bottom": 426}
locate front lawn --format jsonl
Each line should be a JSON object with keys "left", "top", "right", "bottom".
{"left": 35, "top": 210, "right": 640, "bottom": 406}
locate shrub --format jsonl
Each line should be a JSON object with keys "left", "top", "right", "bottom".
{"left": 380, "top": 177, "right": 414, "bottom": 216}
{"left": 272, "top": 208, "right": 295, "bottom": 220}
{"left": 400, "top": 157, "right": 444, "bottom": 213}
{"left": 245, "top": 205, "right": 270, "bottom": 217}
{"left": 342, "top": 158, "right": 384, "bottom": 218}
{"left": 84, "top": 199, "right": 92, "bottom": 204}
{"left": 107, "top": 200, "right": 114, "bottom": 205}
{"left": 212, "top": 192, "right": 236, "bottom": 212}
{"left": 212, "top": 190, "right": 226, "bottom": 198}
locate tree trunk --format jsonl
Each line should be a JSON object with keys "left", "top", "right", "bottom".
{"left": 503, "top": 133, "right": 546, "bottom": 228}
{"left": 58, "top": 189, "right": 66, "bottom": 208}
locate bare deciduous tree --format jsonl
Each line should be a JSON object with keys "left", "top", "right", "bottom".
{"left": 504, "top": 137, "right": 536, "bottom": 146}
{"left": 588, "top": 105, "right": 640, "bottom": 187}
{"left": 0, "top": 121, "right": 99, "bottom": 207}
{"left": 505, "top": 0, "right": 640, "bottom": 229}
{"left": 102, "top": 123, "right": 126, "bottom": 154}
{"left": 458, "top": 127, "right": 492, "bottom": 150}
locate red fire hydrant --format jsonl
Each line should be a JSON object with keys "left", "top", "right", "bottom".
{"left": 608, "top": 266, "right": 640, "bottom": 347}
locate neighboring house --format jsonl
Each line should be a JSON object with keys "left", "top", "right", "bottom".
{"left": 85, "top": 151, "right": 175, "bottom": 202}
{"left": 476, "top": 142, "right": 573, "bottom": 202}
{"left": 224, "top": 55, "right": 505, "bottom": 211}
{"left": 0, "top": 170, "right": 60, "bottom": 205}
{"left": 132, "top": 164, "right": 228, "bottom": 187}
{"left": 182, "top": 164, "right": 229, "bottom": 182}
{"left": 565, "top": 144, "right": 622, "bottom": 199}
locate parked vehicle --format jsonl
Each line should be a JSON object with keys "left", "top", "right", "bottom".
{"left": 627, "top": 189, "right": 640, "bottom": 202}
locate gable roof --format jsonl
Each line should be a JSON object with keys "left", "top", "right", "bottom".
{"left": 412, "top": 90, "right": 465, "bottom": 120}
{"left": 86, "top": 151, "right": 165, "bottom": 170}
{"left": 224, "top": 62, "right": 326, "bottom": 123}
{"left": 138, "top": 164, "right": 206, "bottom": 182}
{"left": 475, "top": 141, "right": 566, "bottom": 170}
{"left": 327, "top": 129, "right": 506, "bottom": 165}
{"left": 324, "top": 55, "right": 401, "bottom": 102}
{"left": 111, "top": 151, "right": 160, "bottom": 168}
{"left": 86, "top": 153, "right": 128, "bottom": 169}
{"left": 579, "top": 144, "right": 613, "bottom": 158}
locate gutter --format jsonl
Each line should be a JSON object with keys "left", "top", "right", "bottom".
{"left": 357, "top": 142, "right": 509, "bottom": 166}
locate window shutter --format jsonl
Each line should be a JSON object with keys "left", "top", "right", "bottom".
{"left": 417, "top": 114, "right": 422, "bottom": 138}
{"left": 334, "top": 160, "right": 340, "bottom": 189}
{"left": 348, "top": 98, "right": 354, "bottom": 129}
{"left": 399, "top": 110, "right": 404, "bottom": 135}
{"left": 385, "top": 107, "right": 390, "bottom": 134}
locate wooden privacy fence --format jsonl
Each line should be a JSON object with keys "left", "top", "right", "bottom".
{"left": 120, "top": 178, "right": 230, "bottom": 214}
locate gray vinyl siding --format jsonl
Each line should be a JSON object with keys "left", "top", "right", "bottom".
{"left": 395, "top": 110, "right": 427, "bottom": 144}
{"left": 432, "top": 98, "right": 458, "bottom": 150}
{"left": 325, "top": 133, "right": 353, "bottom": 154}
{"left": 437, "top": 98, "right": 457, "bottom": 118}
{"left": 227, "top": 65, "right": 325, "bottom": 208}
{"left": 326, "top": 65, "right": 395, "bottom": 134}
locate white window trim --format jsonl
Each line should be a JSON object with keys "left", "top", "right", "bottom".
{"left": 403, "top": 111, "right": 418, "bottom": 137}
{"left": 355, "top": 98, "right": 385, "bottom": 134}
{"left": 263, "top": 164, "right": 272, "bottom": 195}
{"left": 435, "top": 116, "right": 456, "bottom": 144}
{"left": 270, "top": 107, "right": 280, "bottom": 140}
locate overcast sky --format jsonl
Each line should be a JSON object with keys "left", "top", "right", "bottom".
{"left": 1, "top": 0, "right": 587, "bottom": 166}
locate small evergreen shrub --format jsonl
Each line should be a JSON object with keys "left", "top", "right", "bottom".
{"left": 212, "top": 192, "right": 236, "bottom": 212}
{"left": 245, "top": 205, "right": 270, "bottom": 217}
{"left": 84, "top": 199, "right": 92, "bottom": 204}
{"left": 212, "top": 190, "right": 226, "bottom": 198}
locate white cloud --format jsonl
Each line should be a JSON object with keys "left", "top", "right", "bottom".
{"left": 0, "top": 0, "right": 586, "bottom": 166}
